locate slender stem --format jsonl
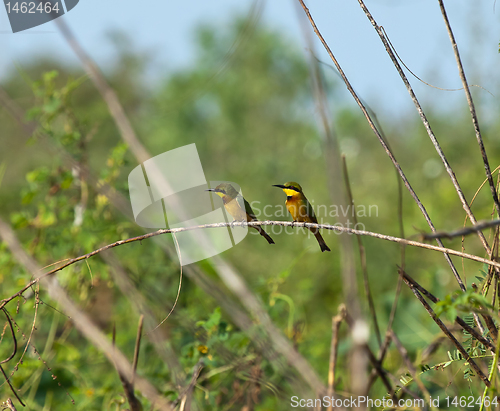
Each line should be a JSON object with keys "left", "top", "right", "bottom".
{"left": 131, "top": 315, "right": 144, "bottom": 388}
{"left": 327, "top": 305, "right": 346, "bottom": 411}
{"left": 436, "top": 0, "right": 500, "bottom": 218}
{"left": 424, "top": 219, "right": 500, "bottom": 240}
{"left": 342, "top": 156, "right": 382, "bottom": 347}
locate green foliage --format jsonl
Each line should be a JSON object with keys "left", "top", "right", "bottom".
{"left": 435, "top": 289, "right": 493, "bottom": 321}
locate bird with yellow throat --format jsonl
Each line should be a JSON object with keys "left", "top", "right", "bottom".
{"left": 273, "top": 181, "right": 330, "bottom": 252}
{"left": 207, "top": 183, "right": 275, "bottom": 245}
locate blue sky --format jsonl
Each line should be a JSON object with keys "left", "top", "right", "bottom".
{"left": 1, "top": 0, "right": 499, "bottom": 119}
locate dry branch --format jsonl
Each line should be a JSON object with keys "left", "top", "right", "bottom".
{"left": 342, "top": 155, "right": 381, "bottom": 347}
{"left": 422, "top": 219, "right": 500, "bottom": 240}
{"left": 327, "top": 305, "right": 346, "bottom": 411}
{"left": 436, "top": 0, "right": 500, "bottom": 217}
{"left": 4, "top": 219, "right": 500, "bottom": 313}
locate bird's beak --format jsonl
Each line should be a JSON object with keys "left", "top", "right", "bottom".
{"left": 272, "top": 184, "right": 286, "bottom": 189}
{"left": 206, "top": 188, "right": 215, "bottom": 192}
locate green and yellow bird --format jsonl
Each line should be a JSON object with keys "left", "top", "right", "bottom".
{"left": 273, "top": 181, "right": 330, "bottom": 252}
{"left": 207, "top": 183, "right": 275, "bottom": 245}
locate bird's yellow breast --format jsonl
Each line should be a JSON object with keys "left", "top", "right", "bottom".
{"left": 285, "top": 195, "right": 310, "bottom": 223}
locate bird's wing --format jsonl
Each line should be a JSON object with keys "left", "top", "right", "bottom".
{"left": 240, "top": 195, "right": 257, "bottom": 221}
{"left": 306, "top": 199, "right": 319, "bottom": 224}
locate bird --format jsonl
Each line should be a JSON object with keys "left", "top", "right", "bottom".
{"left": 273, "top": 181, "right": 330, "bottom": 252}
{"left": 207, "top": 183, "right": 275, "bottom": 245}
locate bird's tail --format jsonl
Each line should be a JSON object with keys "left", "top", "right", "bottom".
{"left": 310, "top": 228, "right": 331, "bottom": 252}
{"left": 253, "top": 226, "right": 275, "bottom": 244}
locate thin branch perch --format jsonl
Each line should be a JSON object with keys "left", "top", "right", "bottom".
{"left": 422, "top": 219, "right": 500, "bottom": 240}
{"left": 3, "top": 219, "right": 500, "bottom": 312}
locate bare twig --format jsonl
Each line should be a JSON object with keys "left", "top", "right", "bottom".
{"left": 399, "top": 271, "right": 440, "bottom": 304}
{"left": 4, "top": 219, "right": 500, "bottom": 314}
{"left": 327, "top": 304, "right": 346, "bottom": 410}
{"left": 132, "top": 315, "right": 144, "bottom": 387}
{"left": 175, "top": 360, "right": 204, "bottom": 411}
{"left": 436, "top": 0, "right": 500, "bottom": 217}
{"left": 0, "top": 365, "right": 24, "bottom": 407}
{"left": 112, "top": 324, "right": 142, "bottom": 411}
{"left": 422, "top": 219, "right": 500, "bottom": 240}
{"left": 112, "top": 323, "right": 143, "bottom": 411}
{"left": 147, "top": 234, "right": 183, "bottom": 334}
{"left": 0, "top": 309, "right": 17, "bottom": 365}
{"left": 342, "top": 156, "right": 381, "bottom": 347}
{"left": 0, "top": 216, "right": 497, "bottom": 397}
